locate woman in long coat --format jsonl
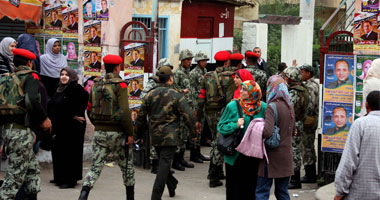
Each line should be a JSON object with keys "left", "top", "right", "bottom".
{"left": 49, "top": 67, "right": 88, "bottom": 189}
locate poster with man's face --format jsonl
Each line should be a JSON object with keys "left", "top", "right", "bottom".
{"left": 62, "top": 9, "right": 78, "bottom": 36}
{"left": 353, "top": 12, "right": 379, "bottom": 54}
{"left": 84, "top": 51, "right": 102, "bottom": 76}
{"left": 123, "top": 43, "right": 145, "bottom": 74}
{"left": 96, "top": 0, "right": 109, "bottom": 21}
{"left": 45, "top": 6, "right": 63, "bottom": 34}
{"left": 126, "top": 74, "right": 144, "bottom": 100}
{"left": 84, "top": 20, "right": 101, "bottom": 51}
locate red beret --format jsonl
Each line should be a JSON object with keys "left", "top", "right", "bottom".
{"left": 230, "top": 53, "right": 244, "bottom": 61}
{"left": 245, "top": 52, "right": 259, "bottom": 58}
{"left": 103, "top": 54, "right": 122, "bottom": 65}
{"left": 214, "top": 51, "right": 230, "bottom": 61}
{"left": 12, "top": 48, "right": 36, "bottom": 60}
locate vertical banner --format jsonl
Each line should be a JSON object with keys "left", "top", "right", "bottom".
{"left": 322, "top": 54, "right": 355, "bottom": 153}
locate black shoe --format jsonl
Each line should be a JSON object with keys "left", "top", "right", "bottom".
{"left": 209, "top": 163, "right": 223, "bottom": 188}
{"left": 27, "top": 193, "right": 37, "bottom": 200}
{"left": 190, "top": 148, "right": 203, "bottom": 163}
{"left": 197, "top": 147, "right": 210, "bottom": 161}
{"left": 301, "top": 164, "right": 317, "bottom": 183}
{"left": 172, "top": 153, "right": 185, "bottom": 171}
{"left": 49, "top": 180, "right": 56, "bottom": 184}
{"left": 126, "top": 185, "right": 134, "bottom": 200}
{"left": 288, "top": 170, "right": 302, "bottom": 189}
{"left": 59, "top": 183, "right": 76, "bottom": 189}
{"left": 179, "top": 150, "right": 194, "bottom": 168}
{"left": 151, "top": 159, "right": 159, "bottom": 174}
{"left": 216, "top": 165, "right": 225, "bottom": 180}
{"left": 78, "top": 186, "right": 90, "bottom": 200}
{"left": 167, "top": 178, "right": 178, "bottom": 197}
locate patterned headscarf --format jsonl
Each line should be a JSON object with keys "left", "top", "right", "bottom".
{"left": 236, "top": 80, "right": 262, "bottom": 116}
{"left": 266, "top": 75, "right": 294, "bottom": 120}
{"left": 233, "top": 69, "right": 254, "bottom": 99}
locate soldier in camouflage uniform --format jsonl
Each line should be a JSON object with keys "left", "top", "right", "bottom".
{"left": 229, "top": 53, "right": 244, "bottom": 71}
{"left": 172, "top": 49, "right": 194, "bottom": 170}
{"left": 189, "top": 51, "right": 210, "bottom": 163}
{"left": 136, "top": 66, "right": 197, "bottom": 199}
{"left": 79, "top": 55, "right": 135, "bottom": 200}
{"left": 244, "top": 52, "right": 268, "bottom": 100}
{"left": 282, "top": 66, "right": 309, "bottom": 189}
{"left": 300, "top": 64, "right": 319, "bottom": 183}
{"left": 0, "top": 49, "right": 52, "bottom": 200}
{"left": 197, "top": 51, "right": 237, "bottom": 187}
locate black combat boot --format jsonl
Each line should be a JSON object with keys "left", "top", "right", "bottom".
{"left": 151, "top": 159, "right": 159, "bottom": 174}
{"left": 172, "top": 153, "right": 185, "bottom": 171}
{"left": 167, "top": 176, "right": 178, "bottom": 197}
{"left": 78, "top": 186, "right": 90, "bottom": 200}
{"left": 179, "top": 150, "right": 194, "bottom": 168}
{"left": 190, "top": 148, "right": 203, "bottom": 163}
{"left": 126, "top": 185, "right": 134, "bottom": 200}
{"left": 301, "top": 164, "right": 317, "bottom": 183}
{"left": 197, "top": 147, "right": 210, "bottom": 161}
{"left": 216, "top": 164, "right": 225, "bottom": 180}
{"left": 27, "top": 193, "right": 37, "bottom": 200}
{"left": 288, "top": 170, "right": 302, "bottom": 189}
{"left": 209, "top": 163, "right": 223, "bottom": 188}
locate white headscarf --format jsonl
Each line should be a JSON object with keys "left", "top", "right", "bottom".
{"left": 40, "top": 38, "right": 67, "bottom": 78}
{"left": 0, "top": 37, "right": 16, "bottom": 70}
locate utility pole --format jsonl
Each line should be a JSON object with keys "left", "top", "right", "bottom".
{"left": 152, "top": 0, "right": 159, "bottom": 74}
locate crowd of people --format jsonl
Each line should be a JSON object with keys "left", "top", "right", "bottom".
{"left": 2, "top": 32, "right": 380, "bottom": 200}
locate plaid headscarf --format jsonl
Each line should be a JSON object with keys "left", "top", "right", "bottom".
{"left": 236, "top": 80, "right": 262, "bottom": 116}
{"left": 266, "top": 75, "right": 294, "bottom": 120}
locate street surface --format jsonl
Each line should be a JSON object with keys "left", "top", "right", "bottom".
{"left": 0, "top": 147, "right": 317, "bottom": 200}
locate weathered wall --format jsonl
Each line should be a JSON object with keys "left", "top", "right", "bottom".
{"left": 234, "top": 5, "right": 259, "bottom": 28}
{"left": 133, "top": 0, "right": 182, "bottom": 68}
{"left": 241, "top": 22, "right": 268, "bottom": 60}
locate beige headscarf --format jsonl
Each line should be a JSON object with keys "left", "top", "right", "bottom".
{"left": 361, "top": 59, "right": 380, "bottom": 116}
{"left": 364, "top": 59, "right": 380, "bottom": 83}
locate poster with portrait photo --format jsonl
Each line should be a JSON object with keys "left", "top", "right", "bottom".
{"left": 355, "top": 55, "right": 380, "bottom": 91}
{"left": 123, "top": 43, "right": 145, "bottom": 74}
{"left": 83, "top": 76, "right": 95, "bottom": 94}
{"left": 83, "top": 0, "right": 96, "bottom": 20}
{"left": 63, "top": 38, "right": 78, "bottom": 62}
{"left": 353, "top": 12, "right": 379, "bottom": 54}
{"left": 323, "top": 54, "right": 355, "bottom": 103}
{"left": 362, "top": 0, "right": 379, "bottom": 13}
{"left": 34, "top": 36, "right": 44, "bottom": 56}
{"left": 45, "top": 6, "right": 63, "bottom": 34}
{"left": 62, "top": 8, "right": 78, "bottom": 38}
{"left": 322, "top": 102, "right": 353, "bottom": 153}
{"left": 84, "top": 51, "right": 102, "bottom": 76}
{"left": 125, "top": 74, "right": 144, "bottom": 100}
{"left": 84, "top": 20, "right": 101, "bottom": 51}
{"left": 96, "top": 0, "right": 109, "bottom": 21}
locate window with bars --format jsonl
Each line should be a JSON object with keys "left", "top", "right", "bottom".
{"left": 132, "top": 16, "right": 168, "bottom": 59}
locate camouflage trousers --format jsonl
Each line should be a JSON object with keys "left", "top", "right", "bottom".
{"left": 83, "top": 130, "right": 135, "bottom": 188}
{"left": 301, "top": 128, "right": 317, "bottom": 166}
{"left": 176, "top": 119, "right": 189, "bottom": 153}
{"left": 205, "top": 111, "right": 224, "bottom": 166}
{"left": 0, "top": 126, "right": 40, "bottom": 200}
{"left": 292, "top": 134, "right": 302, "bottom": 172}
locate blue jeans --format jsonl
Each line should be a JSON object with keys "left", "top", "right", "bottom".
{"left": 256, "top": 164, "right": 290, "bottom": 200}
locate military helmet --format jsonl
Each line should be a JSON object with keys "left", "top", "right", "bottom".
{"left": 179, "top": 49, "right": 193, "bottom": 61}
{"left": 300, "top": 64, "right": 314, "bottom": 74}
{"left": 283, "top": 66, "right": 302, "bottom": 82}
{"left": 194, "top": 51, "right": 209, "bottom": 62}
{"left": 158, "top": 58, "right": 173, "bottom": 69}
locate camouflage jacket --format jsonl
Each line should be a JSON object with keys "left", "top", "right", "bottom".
{"left": 173, "top": 65, "right": 192, "bottom": 104}
{"left": 136, "top": 83, "right": 196, "bottom": 146}
{"left": 189, "top": 65, "right": 207, "bottom": 107}
{"left": 140, "top": 75, "right": 159, "bottom": 99}
{"left": 197, "top": 67, "right": 236, "bottom": 121}
{"left": 288, "top": 83, "right": 309, "bottom": 133}
{"left": 226, "top": 66, "right": 238, "bottom": 72}
{"left": 245, "top": 65, "right": 268, "bottom": 98}
{"left": 88, "top": 73, "right": 133, "bottom": 136}
{"left": 304, "top": 78, "right": 319, "bottom": 117}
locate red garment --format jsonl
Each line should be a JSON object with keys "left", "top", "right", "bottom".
{"left": 233, "top": 69, "right": 254, "bottom": 99}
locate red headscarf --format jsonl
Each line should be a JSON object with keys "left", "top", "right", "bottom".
{"left": 233, "top": 69, "right": 254, "bottom": 99}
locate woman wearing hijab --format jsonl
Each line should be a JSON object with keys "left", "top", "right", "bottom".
{"left": 0, "top": 37, "right": 16, "bottom": 74}
{"left": 17, "top": 34, "right": 41, "bottom": 73}
{"left": 360, "top": 59, "right": 380, "bottom": 116}
{"left": 40, "top": 38, "right": 68, "bottom": 98}
{"left": 233, "top": 69, "right": 254, "bottom": 99}
{"left": 48, "top": 67, "right": 88, "bottom": 189}
{"left": 218, "top": 80, "right": 267, "bottom": 200}
{"left": 256, "top": 75, "right": 296, "bottom": 200}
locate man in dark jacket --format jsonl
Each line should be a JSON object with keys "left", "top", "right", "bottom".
{"left": 253, "top": 47, "right": 271, "bottom": 77}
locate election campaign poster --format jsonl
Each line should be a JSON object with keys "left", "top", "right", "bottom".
{"left": 62, "top": 8, "right": 78, "bottom": 38}
{"left": 123, "top": 43, "right": 145, "bottom": 74}
{"left": 83, "top": 0, "right": 96, "bottom": 20}
{"left": 84, "top": 20, "right": 101, "bottom": 51}
{"left": 63, "top": 38, "right": 79, "bottom": 62}
{"left": 96, "top": 0, "right": 109, "bottom": 21}
{"left": 45, "top": 6, "right": 63, "bottom": 35}
{"left": 84, "top": 51, "right": 102, "bottom": 76}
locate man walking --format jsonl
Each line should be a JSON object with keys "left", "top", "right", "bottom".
{"left": 136, "top": 66, "right": 197, "bottom": 200}
{"left": 335, "top": 91, "right": 380, "bottom": 200}
{"left": 78, "top": 54, "right": 135, "bottom": 200}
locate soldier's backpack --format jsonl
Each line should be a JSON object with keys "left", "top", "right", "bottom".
{"left": 0, "top": 70, "right": 35, "bottom": 116}
{"left": 204, "top": 70, "right": 236, "bottom": 110}
{"left": 289, "top": 84, "right": 310, "bottom": 122}
{"left": 89, "top": 77, "right": 125, "bottom": 121}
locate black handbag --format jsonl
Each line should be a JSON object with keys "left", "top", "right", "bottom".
{"left": 217, "top": 100, "right": 244, "bottom": 156}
